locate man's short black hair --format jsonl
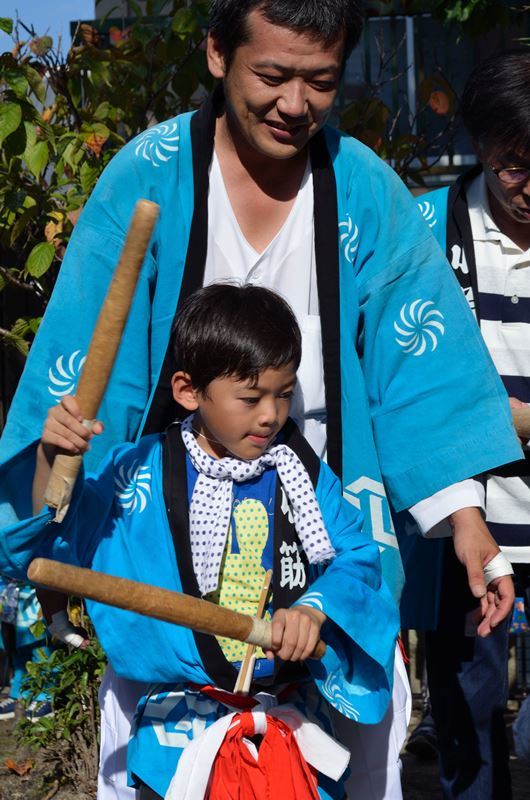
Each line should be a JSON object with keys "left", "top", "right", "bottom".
{"left": 461, "top": 49, "right": 530, "bottom": 159}
{"left": 208, "top": 0, "right": 364, "bottom": 68}
{"left": 173, "top": 283, "right": 301, "bottom": 393}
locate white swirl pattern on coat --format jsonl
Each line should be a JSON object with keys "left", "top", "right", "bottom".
{"left": 338, "top": 214, "right": 359, "bottom": 263}
{"left": 321, "top": 671, "right": 361, "bottom": 721}
{"left": 417, "top": 200, "right": 437, "bottom": 228}
{"left": 48, "top": 350, "right": 87, "bottom": 401}
{"left": 134, "top": 122, "right": 180, "bottom": 167}
{"left": 394, "top": 299, "right": 445, "bottom": 356}
{"left": 114, "top": 461, "right": 152, "bottom": 514}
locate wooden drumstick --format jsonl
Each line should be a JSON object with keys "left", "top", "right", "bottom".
{"left": 27, "top": 559, "right": 326, "bottom": 660}
{"left": 44, "top": 199, "right": 159, "bottom": 521}
{"left": 234, "top": 569, "right": 272, "bottom": 694}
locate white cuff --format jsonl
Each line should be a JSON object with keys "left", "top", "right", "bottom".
{"left": 409, "top": 479, "right": 486, "bottom": 538}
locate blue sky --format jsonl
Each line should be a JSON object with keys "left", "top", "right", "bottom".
{"left": 1, "top": 1, "right": 95, "bottom": 54}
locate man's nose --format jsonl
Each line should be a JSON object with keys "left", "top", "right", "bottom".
{"left": 277, "top": 80, "right": 307, "bottom": 119}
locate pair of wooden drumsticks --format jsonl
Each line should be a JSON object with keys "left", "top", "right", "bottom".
{"left": 29, "top": 200, "right": 324, "bottom": 690}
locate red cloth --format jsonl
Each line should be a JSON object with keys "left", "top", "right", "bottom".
{"left": 206, "top": 709, "right": 320, "bottom": 800}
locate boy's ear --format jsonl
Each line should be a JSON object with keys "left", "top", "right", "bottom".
{"left": 171, "top": 371, "right": 200, "bottom": 411}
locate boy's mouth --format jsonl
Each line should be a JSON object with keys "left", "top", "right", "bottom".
{"left": 247, "top": 432, "right": 273, "bottom": 446}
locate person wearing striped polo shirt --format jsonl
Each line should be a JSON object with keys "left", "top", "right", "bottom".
{"left": 416, "top": 50, "right": 530, "bottom": 800}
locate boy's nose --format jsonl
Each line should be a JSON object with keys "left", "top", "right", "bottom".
{"left": 258, "top": 399, "right": 278, "bottom": 427}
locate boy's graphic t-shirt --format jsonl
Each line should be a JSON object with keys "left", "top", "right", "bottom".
{"left": 186, "top": 456, "right": 278, "bottom": 677}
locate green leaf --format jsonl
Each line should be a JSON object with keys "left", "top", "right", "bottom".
{"left": 10, "top": 204, "right": 39, "bottom": 245}
{"left": 25, "top": 65, "right": 46, "bottom": 104}
{"left": 30, "top": 620, "right": 47, "bottom": 639}
{"left": 2, "top": 68, "right": 29, "bottom": 98}
{"left": 0, "top": 17, "right": 13, "bottom": 34}
{"left": 25, "top": 241, "right": 55, "bottom": 277}
{"left": 0, "top": 101, "right": 22, "bottom": 146}
{"left": 93, "top": 101, "right": 110, "bottom": 121}
{"left": 4, "top": 120, "right": 27, "bottom": 157}
{"left": 79, "top": 161, "right": 99, "bottom": 194}
{"left": 24, "top": 139, "right": 49, "bottom": 178}
{"left": 172, "top": 8, "right": 200, "bottom": 39}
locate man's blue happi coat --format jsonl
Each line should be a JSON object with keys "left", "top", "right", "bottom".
{"left": 0, "top": 428, "right": 398, "bottom": 797}
{"left": 0, "top": 97, "right": 522, "bottom": 626}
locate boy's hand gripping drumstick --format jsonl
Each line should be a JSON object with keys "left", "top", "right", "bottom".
{"left": 44, "top": 199, "right": 160, "bottom": 522}
{"left": 27, "top": 559, "right": 326, "bottom": 660}
{"left": 234, "top": 569, "right": 272, "bottom": 694}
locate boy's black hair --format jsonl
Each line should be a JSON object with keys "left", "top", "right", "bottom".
{"left": 173, "top": 283, "right": 301, "bottom": 392}
{"left": 461, "top": 49, "right": 530, "bottom": 159}
{"left": 208, "top": 0, "right": 364, "bottom": 68}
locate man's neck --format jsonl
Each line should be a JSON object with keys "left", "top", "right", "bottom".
{"left": 487, "top": 189, "right": 530, "bottom": 252}
{"left": 214, "top": 111, "right": 308, "bottom": 201}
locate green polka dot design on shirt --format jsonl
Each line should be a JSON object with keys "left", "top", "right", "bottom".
{"left": 206, "top": 499, "right": 271, "bottom": 663}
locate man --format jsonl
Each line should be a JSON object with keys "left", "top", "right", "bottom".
{"left": 415, "top": 50, "right": 530, "bottom": 799}
{"left": 0, "top": 3, "right": 522, "bottom": 799}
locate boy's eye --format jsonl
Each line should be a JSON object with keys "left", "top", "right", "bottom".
{"left": 279, "top": 391, "right": 293, "bottom": 400}
{"left": 240, "top": 397, "right": 260, "bottom": 405}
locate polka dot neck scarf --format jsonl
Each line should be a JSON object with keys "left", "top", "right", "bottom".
{"left": 180, "top": 415, "right": 336, "bottom": 596}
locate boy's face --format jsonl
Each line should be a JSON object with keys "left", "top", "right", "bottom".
{"left": 193, "top": 363, "right": 296, "bottom": 460}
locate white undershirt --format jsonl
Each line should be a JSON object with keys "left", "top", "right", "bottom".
{"left": 204, "top": 150, "right": 483, "bottom": 533}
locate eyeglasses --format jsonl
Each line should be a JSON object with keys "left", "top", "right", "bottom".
{"left": 489, "top": 165, "right": 530, "bottom": 185}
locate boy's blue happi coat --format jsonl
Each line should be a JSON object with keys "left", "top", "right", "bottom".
{"left": 0, "top": 97, "right": 521, "bottom": 627}
{"left": 0, "top": 430, "right": 399, "bottom": 797}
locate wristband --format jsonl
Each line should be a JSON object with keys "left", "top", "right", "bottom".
{"left": 48, "top": 609, "right": 86, "bottom": 648}
{"left": 483, "top": 552, "right": 514, "bottom": 584}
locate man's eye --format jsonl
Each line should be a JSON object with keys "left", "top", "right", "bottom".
{"left": 258, "top": 74, "right": 283, "bottom": 85}
{"left": 311, "top": 81, "right": 336, "bottom": 92}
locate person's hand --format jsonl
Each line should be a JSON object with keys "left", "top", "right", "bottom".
{"left": 48, "top": 610, "right": 90, "bottom": 649}
{"left": 509, "top": 396, "right": 529, "bottom": 445}
{"left": 450, "top": 507, "right": 514, "bottom": 637}
{"left": 41, "top": 395, "right": 104, "bottom": 457}
{"left": 266, "top": 605, "right": 326, "bottom": 661}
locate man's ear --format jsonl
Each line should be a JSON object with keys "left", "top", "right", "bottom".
{"left": 207, "top": 33, "right": 227, "bottom": 79}
{"left": 171, "top": 371, "right": 200, "bottom": 411}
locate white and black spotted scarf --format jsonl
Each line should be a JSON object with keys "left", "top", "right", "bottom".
{"left": 180, "top": 415, "right": 336, "bottom": 596}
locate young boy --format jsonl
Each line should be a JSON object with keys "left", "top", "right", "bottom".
{"left": 1, "top": 284, "right": 398, "bottom": 799}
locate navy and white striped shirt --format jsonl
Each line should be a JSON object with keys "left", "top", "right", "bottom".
{"left": 466, "top": 174, "right": 530, "bottom": 562}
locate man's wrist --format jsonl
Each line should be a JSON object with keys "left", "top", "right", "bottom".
{"left": 448, "top": 506, "right": 483, "bottom": 531}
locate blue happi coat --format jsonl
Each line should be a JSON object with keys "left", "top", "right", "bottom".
{"left": 0, "top": 93, "right": 522, "bottom": 626}
{"left": 0, "top": 421, "right": 398, "bottom": 798}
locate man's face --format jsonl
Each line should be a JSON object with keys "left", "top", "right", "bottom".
{"left": 207, "top": 10, "right": 344, "bottom": 160}
{"left": 481, "top": 147, "right": 530, "bottom": 226}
